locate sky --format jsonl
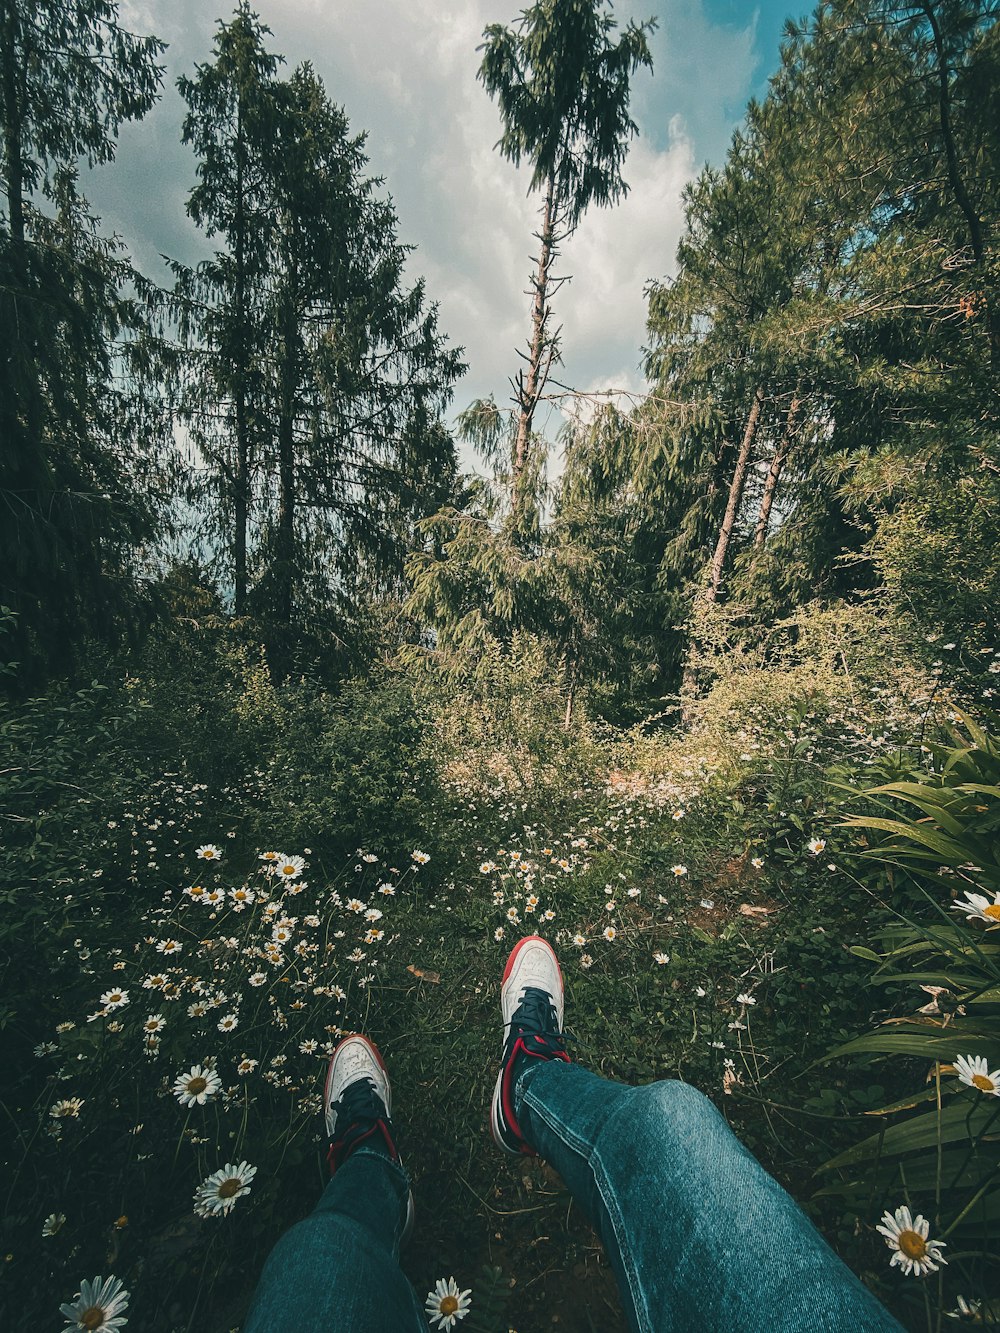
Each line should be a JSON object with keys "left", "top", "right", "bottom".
{"left": 91, "top": 0, "right": 802, "bottom": 460}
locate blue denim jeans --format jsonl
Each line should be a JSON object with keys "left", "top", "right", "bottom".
{"left": 244, "top": 1063, "right": 905, "bottom": 1332}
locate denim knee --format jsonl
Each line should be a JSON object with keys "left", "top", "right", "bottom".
{"left": 634, "top": 1078, "right": 717, "bottom": 1139}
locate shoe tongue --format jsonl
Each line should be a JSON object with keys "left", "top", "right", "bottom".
{"left": 516, "top": 986, "right": 556, "bottom": 1031}
{"left": 336, "top": 1076, "right": 385, "bottom": 1123}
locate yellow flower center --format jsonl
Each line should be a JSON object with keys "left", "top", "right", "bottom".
{"left": 898, "top": 1229, "right": 927, "bottom": 1260}
{"left": 81, "top": 1308, "right": 105, "bottom": 1330}
{"left": 440, "top": 1296, "right": 459, "bottom": 1316}
{"left": 972, "top": 1073, "right": 996, "bottom": 1092}
{"left": 983, "top": 904, "right": 1000, "bottom": 921}
{"left": 218, "top": 1178, "right": 241, "bottom": 1199}
{"left": 204, "top": 851, "right": 215, "bottom": 858}
{"left": 188, "top": 1076, "right": 207, "bottom": 1095}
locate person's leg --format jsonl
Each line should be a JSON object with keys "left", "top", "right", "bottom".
{"left": 244, "top": 1036, "right": 425, "bottom": 1333}
{"left": 243, "top": 1148, "right": 425, "bottom": 1331}
{"left": 490, "top": 937, "right": 904, "bottom": 1333}
{"left": 517, "top": 1060, "right": 905, "bottom": 1333}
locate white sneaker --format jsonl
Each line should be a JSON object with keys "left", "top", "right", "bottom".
{"left": 490, "top": 936, "right": 569, "bottom": 1155}
{"left": 323, "top": 1034, "right": 414, "bottom": 1243}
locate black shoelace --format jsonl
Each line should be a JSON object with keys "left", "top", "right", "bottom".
{"left": 506, "top": 986, "right": 568, "bottom": 1060}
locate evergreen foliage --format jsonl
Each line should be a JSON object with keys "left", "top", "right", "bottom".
{"left": 0, "top": 0, "right": 173, "bottom": 683}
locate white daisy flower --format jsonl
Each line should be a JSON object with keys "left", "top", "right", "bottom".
{"left": 954, "top": 1053, "right": 1000, "bottom": 1096}
{"left": 479, "top": 861, "right": 498, "bottom": 873}
{"left": 193, "top": 1161, "right": 257, "bottom": 1217}
{"left": 653, "top": 952, "right": 670, "bottom": 965}
{"left": 950, "top": 890, "right": 1000, "bottom": 925}
{"left": 580, "top": 954, "right": 594, "bottom": 969}
{"left": 230, "top": 887, "right": 255, "bottom": 906}
{"left": 806, "top": 838, "right": 826, "bottom": 855}
{"left": 876, "top": 1205, "right": 947, "bottom": 1276}
{"left": 156, "top": 939, "right": 182, "bottom": 955}
{"left": 364, "top": 908, "right": 383, "bottom": 922}
{"left": 43, "top": 1212, "right": 66, "bottom": 1236}
{"left": 736, "top": 992, "right": 756, "bottom": 1006}
{"left": 217, "top": 1013, "right": 239, "bottom": 1033}
{"left": 672, "top": 809, "right": 685, "bottom": 820}
{"left": 183, "top": 884, "right": 206, "bottom": 901}
{"left": 142, "top": 1015, "right": 166, "bottom": 1034}
{"left": 425, "top": 1276, "right": 472, "bottom": 1329}
{"left": 259, "top": 851, "right": 282, "bottom": 864}
{"left": 248, "top": 972, "right": 267, "bottom": 987}
{"left": 411, "top": 850, "right": 431, "bottom": 864}
{"left": 573, "top": 933, "right": 586, "bottom": 946}
{"left": 277, "top": 855, "right": 305, "bottom": 880}
{"left": 378, "top": 884, "right": 395, "bottom": 896}
{"left": 172, "top": 1063, "right": 222, "bottom": 1107}
{"left": 49, "top": 1098, "right": 84, "bottom": 1119}
{"left": 346, "top": 899, "right": 366, "bottom": 913}
{"left": 602, "top": 926, "right": 617, "bottom": 941}
{"left": 493, "top": 927, "right": 505, "bottom": 941}
{"left": 751, "top": 856, "right": 764, "bottom": 869}
{"left": 671, "top": 864, "right": 688, "bottom": 877}
{"left": 237, "top": 1056, "right": 258, "bottom": 1075}
{"left": 195, "top": 844, "right": 222, "bottom": 862}
{"left": 59, "top": 1274, "right": 130, "bottom": 1331}
{"left": 362, "top": 853, "right": 379, "bottom": 863}
{"left": 948, "top": 1295, "right": 982, "bottom": 1320}
{"left": 99, "top": 989, "right": 129, "bottom": 1010}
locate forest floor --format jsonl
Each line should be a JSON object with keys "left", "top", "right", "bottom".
{"left": 8, "top": 726, "right": 924, "bottom": 1331}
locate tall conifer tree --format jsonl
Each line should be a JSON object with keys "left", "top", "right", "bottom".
{"left": 0, "top": 0, "right": 169, "bottom": 681}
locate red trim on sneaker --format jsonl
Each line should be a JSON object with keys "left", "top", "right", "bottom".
{"left": 327, "top": 1117, "right": 399, "bottom": 1175}
{"left": 499, "top": 1035, "right": 571, "bottom": 1155}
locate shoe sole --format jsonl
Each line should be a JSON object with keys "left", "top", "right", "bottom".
{"left": 323, "top": 1035, "right": 414, "bottom": 1245}
{"left": 491, "top": 936, "right": 564, "bottom": 1155}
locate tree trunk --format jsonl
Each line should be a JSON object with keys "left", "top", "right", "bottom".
{"left": 275, "top": 272, "right": 297, "bottom": 630}
{"left": 708, "top": 385, "right": 765, "bottom": 600}
{"left": 921, "top": 1, "right": 998, "bottom": 369}
{"left": 754, "top": 389, "right": 801, "bottom": 549}
{"left": 563, "top": 654, "right": 576, "bottom": 730}
{"left": 233, "top": 92, "right": 249, "bottom": 616}
{"left": 511, "top": 173, "right": 557, "bottom": 519}
{"left": 1, "top": 0, "right": 25, "bottom": 247}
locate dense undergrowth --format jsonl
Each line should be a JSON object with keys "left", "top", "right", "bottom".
{"left": 2, "top": 603, "right": 999, "bottom": 1331}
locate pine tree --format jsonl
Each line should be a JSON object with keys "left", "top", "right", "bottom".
{"left": 174, "top": 3, "right": 282, "bottom": 616}
{"left": 477, "top": 0, "right": 654, "bottom": 533}
{"left": 0, "top": 0, "right": 169, "bottom": 682}
{"left": 177, "top": 30, "right": 463, "bottom": 665}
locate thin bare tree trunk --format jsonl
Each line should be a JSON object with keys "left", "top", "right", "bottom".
{"left": 563, "top": 655, "right": 576, "bottom": 730}
{"left": 708, "top": 385, "right": 765, "bottom": 600}
{"left": 511, "top": 174, "right": 557, "bottom": 519}
{"left": 754, "top": 389, "right": 801, "bottom": 548}
{"left": 275, "top": 271, "right": 297, "bottom": 631}
{"left": 233, "top": 94, "right": 250, "bottom": 615}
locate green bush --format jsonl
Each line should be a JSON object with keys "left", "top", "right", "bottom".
{"left": 817, "top": 713, "right": 1000, "bottom": 1324}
